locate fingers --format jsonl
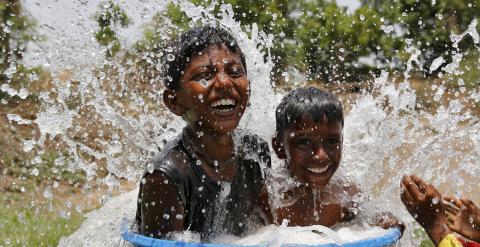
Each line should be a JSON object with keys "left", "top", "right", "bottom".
{"left": 410, "top": 175, "right": 425, "bottom": 188}
{"left": 400, "top": 181, "right": 416, "bottom": 208}
{"left": 425, "top": 183, "right": 442, "bottom": 198}
{"left": 401, "top": 186, "right": 415, "bottom": 205}
{"left": 446, "top": 216, "right": 460, "bottom": 232}
{"left": 445, "top": 202, "right": 460, "bottom": 216}
{"left": 448, "top": 197, "right": 464, "bottom": 209}
{"left": 402, "top": 175, "right": 425, "bottom": 201}
{"left": 461, "top": 198, "right": 479, "bottom": 213}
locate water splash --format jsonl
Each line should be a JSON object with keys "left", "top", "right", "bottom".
{"left": 4, "top": 1, "right": 479, "bottom": 246}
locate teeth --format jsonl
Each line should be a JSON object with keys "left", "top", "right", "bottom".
{"left": 306, "top": 166, "right": 330, "bottom": 174}
{"left": 210, "top": 98, "right": 236, "bottom": 108}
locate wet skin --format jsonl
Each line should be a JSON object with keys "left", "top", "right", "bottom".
{"left": 272, "top": 116, "right": 355, "bottom": 226}
{"left": 400, "top": 175, "right": 451, "bottom": 245}
{"left": 166, "top": 44, "right": 249, "bottom": 135}
{"left": 273, "top": 183, "right": 357, "bottom": 227}
{"left": 163, "top": 44, "right": 250, "bottom": 181}
{"left": 444, "top": 196, "right": 480, "bottom": 242}
{"left": 401, "top": 175, "right": 480, "bottom": 244}
{"left": 140, "top": 44, "right": 271, "bottom": 237}
{"left": 272, "top": 115, "right": 403, "bottom": 230}
{"left": 274, "top": 115, "right": 343, "bottom": 188}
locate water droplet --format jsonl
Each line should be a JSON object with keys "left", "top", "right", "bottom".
{"left": 360, "top": 15, "right": 365, "bottom": 21}
{"left": 146, "top": 163, "right": 154, "bottom": 174}
{"left": 167, "top": 54, "right": 175, "bottom": 61}
{"left": 213, "top": 160, "right": 218, "bottom": 167}
{"left": 196, "top": 160, "right": 201, "bottom": 166}
{"left": 201, "top": 208, "right": 206, "bottom": 214}
{"left": 199, "top": 79, "right": 208, "bottom": 87}
{"left": 163, "top": 214, "right": 170, "bottom": 220}
{"left": 43, "top": 187, "right": 53, "bottom": 200}
{"left": 198, "top": 186, "right": 204, "bottom": 192}
{"left": 17, "top": 213, "right": 25, "bottom": 223}
{"left": 176, "top": 214, "right": 183, "bottom": 220}
{"left": 31, "top": 168, "right": 39, "bottom": 176}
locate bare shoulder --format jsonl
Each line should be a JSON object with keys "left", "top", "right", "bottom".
{"left": 329, "top": 179, "right": 360, "bottom": 196}
{"left": 138, "top": 146, "right": 191, "bottom": 236}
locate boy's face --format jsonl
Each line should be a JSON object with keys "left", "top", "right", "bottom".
{"left": 170, "top": 44, "right": 249, "bottom": 134}
{"left": 276, "top": 115, "right": 343, "bottom": 188}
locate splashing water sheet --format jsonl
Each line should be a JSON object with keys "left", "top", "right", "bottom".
{"left": 2, "top": 0, "right": 479, "bottom": 246}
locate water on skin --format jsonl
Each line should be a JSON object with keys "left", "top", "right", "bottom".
{"left": 4, "top": 1, "right": 479, "bottom": 246}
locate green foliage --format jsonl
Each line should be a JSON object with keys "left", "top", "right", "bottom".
{"left": 449, "top": 48, "right": 480, "bottom": 87}
{"left": 135, "top": 2, "right": 191, "bottom": 53}
{"left": 412, "top": 227, "right": 435, "bottom": 247}
{"left": 135, "top": 0, "right": 403, "bottom": 83}
{"left": 294, "top": 2, "right": 403, "bottom": 81}
{"left": 94, "top": 1, "right": 131, "bottom": 58}
{"left": 0, "top": 191, "right": 85, "bottom": 247}
{"left": 4, "top": 151, "right": 86, "bottom": 185}
{"left": 0, "top": 63, "right": 41, "bottom": 101}
{"left": 0, "top": 0, "right": 37, "bottom": 83}
{"left": 364, "top": 0, "right": 480, "bottom": 74}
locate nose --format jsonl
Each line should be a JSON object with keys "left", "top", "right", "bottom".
{"left": 313, "top": 146, "right": 328, "bottom": 161}
{"left": 212, "top": 71, "right": 233, "bottom": 90}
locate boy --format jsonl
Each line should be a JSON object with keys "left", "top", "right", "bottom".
{"left": 135, "top": 26, "right": 271, "bottom": 241}
{"left": 271, "top": 87, "right": 401, "bottom": 229}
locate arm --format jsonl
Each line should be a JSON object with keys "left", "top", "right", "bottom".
{"left": 255, "top": 185, "right": 274, "bottom": 225}
{"left": 444, "top": 196, "right": 480, "bottom": 243}
{"left": 139, "top": 171, "right": 185, "bottom": 238}
{"left": 400, "top": 175, "right": 451, "bottom": 245}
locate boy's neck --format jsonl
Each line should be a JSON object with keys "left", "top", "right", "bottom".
{"left": 186, "top": 125, "right": 235, "bottom": 162}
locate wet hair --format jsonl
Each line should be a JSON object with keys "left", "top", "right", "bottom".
{"left": 275, "top": 87, "right": 344, "bottom": 139}
{"left": 163, "top": 26, "right": 247, "bottom": 90}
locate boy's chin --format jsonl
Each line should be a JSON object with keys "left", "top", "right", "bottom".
{"left": 200, "top": 121, "right": 240, "bottom": 134}
{"left": 305, "top": 177, "right": 332, "bottom": 188}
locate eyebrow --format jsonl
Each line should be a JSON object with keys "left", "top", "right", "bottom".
{"left": 290, "top": 129, "right": 342, "bottom": 137}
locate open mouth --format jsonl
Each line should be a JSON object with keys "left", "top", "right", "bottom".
{"left": 305, "top": 165, "right": 331, "bottom": 175}
{"left": 210, "top": 98, "right": 236, "bottom": 113}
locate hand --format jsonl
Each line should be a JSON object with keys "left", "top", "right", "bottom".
{"left": 444, "top": 196, "right": 480, "bottom": 242}
{"left": 400, "top": 175, "right": 451, "bottom": 245}
{"left": 372, "top": 212, "right": 405, "bottom": 234}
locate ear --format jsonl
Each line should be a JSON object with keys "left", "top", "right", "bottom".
{"left": 272, "top": 136, "right": 287, "bottom": 159}
{"left": 163, "top": 89, "right": 186, "bottom": 116}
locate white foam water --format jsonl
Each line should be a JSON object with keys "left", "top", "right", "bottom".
{"left": 9, "top": 1, "right": 480, "bottom": 246}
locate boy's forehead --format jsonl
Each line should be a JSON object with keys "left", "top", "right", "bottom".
{"left": 191, "top": 44, "right": 236, "bottom": 60}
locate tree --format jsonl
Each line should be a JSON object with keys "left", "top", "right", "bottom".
{"left": 363, "top": 0, "right": 480, "bottom": 74}
{"left": 0, "top": 0, "right": 36, "bottom": 83}
{"left": 293, "top": 1, "right": 403, "bottom": 82}
{"left": 94, "top": 1, "right": 131, "bottom": 58}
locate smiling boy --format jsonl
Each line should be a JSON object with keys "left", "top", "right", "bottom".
{"left": 271, "top": 87, "right": 354, "bottom": 226}
{"left": 271, "top": 87, "right": 402, "bottom": 230}
{"left": 135, "top": 26, "right": 270, "bottom": 241}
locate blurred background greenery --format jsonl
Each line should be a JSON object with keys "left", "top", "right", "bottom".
{"left": 1, "top": 0, "right": 479, "bottom": 246}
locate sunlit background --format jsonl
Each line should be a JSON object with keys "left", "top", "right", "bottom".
{"left": 1, "top": 0, "right": 479, "bottom": 246}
